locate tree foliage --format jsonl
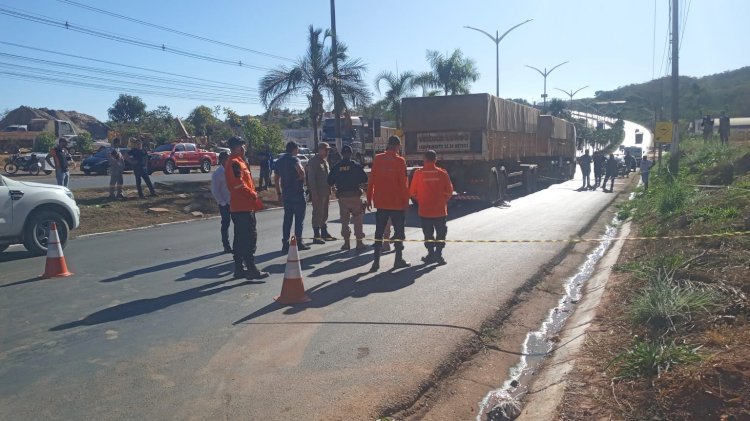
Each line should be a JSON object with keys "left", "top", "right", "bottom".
{"left": 33, "top": 131, "right": 56, "bottom": 152}
{"left": 186, "top": 105, "right": 219, "bottom": 136}
{"left": 374, "top": 70, "right": 415, "bottom": 128}
{"left": 107, "top": 94, "right": 146, "bottom": 123}
{"left": 422, "top": 49, "right": 479, "bottom": 96}
{"left": 244, "top": 118, "right": 284, "bottom": 154}
{"left": 259, "top": 25, "right": 371, "bottom": 147}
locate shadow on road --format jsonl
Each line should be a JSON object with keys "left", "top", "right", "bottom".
{"left": 0, "top": 275, "right": 45, "bottom": 288}
{"left": 175, "top": 260, "right": 235, "bottom": 282}
{"left": 99, "top": 251, "right": 225, "bottom": 283}
{"left": 232, "top": 263, "right": 436, "bottom": 325}
{"left": 0, "top": 250, "right": 38, "bottom": 263}
{"left": 261, "top": 248, "right": 352, "bottom": 275}
{"left": 50, "top": 278, "right": 262, "bottom": 331}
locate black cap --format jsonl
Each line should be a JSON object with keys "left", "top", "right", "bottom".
{"left": 227, "top": 137, "right": 245, "bottom": 149}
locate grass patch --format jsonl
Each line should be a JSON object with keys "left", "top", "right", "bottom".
{"left": 609, "top": 340, "right": 701, "bottom": 379}
{"left": 628, "top": 270, "right": 722, "bottom": 329}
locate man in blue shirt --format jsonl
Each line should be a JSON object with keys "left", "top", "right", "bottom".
{"left": 274, "top": 141, "right": 310, "bottom": 252}
{"left": 127, "top": 139, "right": 157, "bottom": 198}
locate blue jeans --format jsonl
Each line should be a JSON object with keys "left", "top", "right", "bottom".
{"left": 56, "top": 170, "right": 69, "bottom": 187}
{"left": 641, "top": 172, "right": 650, "bottom": 190}
{"left": 282, "top": 196, "right": 306, "bottom": 242}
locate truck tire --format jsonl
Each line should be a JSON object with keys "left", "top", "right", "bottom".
{"left": 23, "top": 211, "right": 69, "bottom": 256}
{"left": 486, "top": 167, "right": 501, "bottom": 204}
{"left": 164, "top": 160, "right": 175, "bottom": 175}
{"left": 200, "top": 159, "right": 211, "bottom": 173}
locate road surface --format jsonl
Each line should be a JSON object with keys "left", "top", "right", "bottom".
{"left": 0, "top": 170, "right": 625, "bottom": 419}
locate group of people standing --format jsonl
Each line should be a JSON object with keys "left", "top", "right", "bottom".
{"left": 210, "top": 135, "right": 454, "bottom": 280}
{"left": 578, "top": 149, "right": 653, "bottom": 193}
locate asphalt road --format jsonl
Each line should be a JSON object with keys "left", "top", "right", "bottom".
{"left": 0, "top": 171, "right": 624, "bottom": 419}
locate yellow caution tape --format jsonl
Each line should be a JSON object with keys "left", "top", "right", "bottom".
{"left": 305, "top": 230, "right": 750, "bottom": 244}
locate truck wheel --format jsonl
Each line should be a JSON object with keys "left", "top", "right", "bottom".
{"left": 486, "top": 168, "right": 501, "bottom": 203}
{"left": 4, "top": 162, "right": 18, "bottom": 174}
{"left": 200, "top": 159, "right": 211, "bottom": 173}
{"left": 164, "top": 160, "right": 175, "bottom": 175}
{"left": 23, "top": 211, "right": 69, "bottom": 256}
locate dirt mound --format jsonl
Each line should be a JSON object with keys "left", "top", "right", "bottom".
{"left": 0, "top": 106, "right": 110, "bottom": 139}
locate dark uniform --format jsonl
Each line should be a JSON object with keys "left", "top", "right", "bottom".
{"left": 128, "top": 147, "right": 156, "bottom": 198}
{"left": 225, "top": 151, "right": 268, "bottom": 279}
{"left": 592, "top": 152, "right": 605, "bottom": 188}
{"left": 602, "top": 155, "right": 618, "bottom": 192}
{"left": 579, "top": 152, "right": 592, "bottom": 189}
{"left": 328, "top": 151, "right": 369, "bottom": 251}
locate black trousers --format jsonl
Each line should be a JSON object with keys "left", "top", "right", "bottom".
{"left": 134, "top": 171, "right": 155, "bottom": 196}
{"left": 231, "top": 211, "right": 258, "bottom": 268}
{"left": 374, "top": 209, "right": 405, "bottom": 254}
{"left": 421, "top": 216, "right": 447, "bottom": 255}
{"left": 602, "top": 173, "right": 616, "bottom": 190}
{"left": 219, "top": 204, "right": 231, "bottom": 248}
{"left": 593, "top": 170, "right": 603, "bottom": 187}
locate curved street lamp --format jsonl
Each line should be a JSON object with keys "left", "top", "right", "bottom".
{"left": 554, "top": 85, "right": 589, "bottom": 111}
{"left": 464, "top": 19, "right": 533, "bottom": 97}
{"left": 525, "top": 61, "right": 569, "bottom": 108}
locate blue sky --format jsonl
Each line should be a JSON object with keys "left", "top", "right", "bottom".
{"left": 1, "top": 0, "right": 748, "bottom": 123}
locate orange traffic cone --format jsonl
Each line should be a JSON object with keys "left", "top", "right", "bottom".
{"left": 41, "top": 222, "right": 73, "bottom": 278}
{"left": 274, "top": 236, "right": 311, "bottom": 305}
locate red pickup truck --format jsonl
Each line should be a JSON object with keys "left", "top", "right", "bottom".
{"left": 148, "top": 142, "right": 218, "bottom": 175}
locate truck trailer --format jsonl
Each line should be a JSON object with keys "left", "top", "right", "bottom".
{"left": 402, "top": 94, "right": 576, "bottom": 202}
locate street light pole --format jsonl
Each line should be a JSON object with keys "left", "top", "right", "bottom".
{"left": 669, "top": 0, "right": 680, "bottom": 175}
{"left": 464, "top": 19, "right": 533, "bottom": 97}
{"left": 330, "top": 0, "right": 342, "bottom": 152}
{"left": 554, "top": 85, "right": 589, "bottom": 110}
{"left": 525, "top": 61, "right": 568, "bottom": 108}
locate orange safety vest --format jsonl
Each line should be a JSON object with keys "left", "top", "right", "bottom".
{"left": 367, "top": 150, "right": 409, "bottom": 210}
{"left": 224, "top": 153, "right": 262, "bottom": 212}
{"left": 409, "top": 162, "right": 453, "bottom": 218}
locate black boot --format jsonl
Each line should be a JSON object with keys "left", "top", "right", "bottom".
{"left": 232, "top": 257, "right": 245, "bottom": 279}
{"left": 321, "top": 225, "right": 336, "bottom": 241}
{"left": 312, "top": 227, "right": 325, "bottom": 245}
{"left": 369, "top": 249, "right": 381, "bottom": 273}
{"left": 281, "top": 240, "right": 289, "bottom": 254}
{"left": 394, "top": 250, "right": 411, "bottom": 269}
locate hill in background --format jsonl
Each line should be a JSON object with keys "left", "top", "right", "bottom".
{"left": 0, "top": 106, "right": 110, "bottom": 139}
{"left": 573, "top": 66, "right": 750, "bottom": 127}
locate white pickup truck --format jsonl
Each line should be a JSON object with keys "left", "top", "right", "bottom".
{"left": 0, "top": 175, "right": 80, "bottom": 255}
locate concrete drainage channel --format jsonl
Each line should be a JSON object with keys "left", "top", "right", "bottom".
{"left": 477, "top": 217, "right": 621, "bottom": 421}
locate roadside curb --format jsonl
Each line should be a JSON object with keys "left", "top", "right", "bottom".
{"left": 516, "top": 220, "right": 632, "bottom": 420}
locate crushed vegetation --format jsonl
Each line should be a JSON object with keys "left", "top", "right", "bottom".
{"left": 560, "top": 138, "right": 750, "bottom": 420}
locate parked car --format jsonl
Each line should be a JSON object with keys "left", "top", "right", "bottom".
{"left": 298, "top": 147, "right": 314, "bottom": 159}
{"left": 148, "top": 143, "right": 218, "bottom": 175}
{"left": 0, "top": 174, "right": 80, "bottom": 255}
{"left": 273, "top": 153, "right": 308, "bottom": 168}
{"left": 81, "top": 148, "right": 133, "bottom": 175}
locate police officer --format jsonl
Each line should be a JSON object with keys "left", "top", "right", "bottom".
{"left": 367, "top": 136, "right": 410, "bottom": 272}
{"left": 224, "top": 137, "right": 269, "bottom": 280}
{"left": 409, "top": 150, "right": 453, "bottom": 265}
{"left": 328, "top": 144, "right": 369, "bottom": 252}
{"left": 307, "top": 142, "right": 335, "bottom": 244}
{"left": 601, "top": 153, "right": 618, "bottom": 193}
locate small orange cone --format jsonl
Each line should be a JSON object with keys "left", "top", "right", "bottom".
{"left": 274, "top": 236, "right": 311, "bottom": 305}
{"left": 41, "top": 222, "right": 73, "bottom": 279}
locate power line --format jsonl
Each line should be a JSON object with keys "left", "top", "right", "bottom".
{"left": 0, "top": 5, "right": 274, "bottom": 71}
{"left": 0, "top": 41, "right": 258, "bottom": 91}
{"left": 679, "top": 0, "right": 691, "bottom": 51}
{"left": 651, "top": 0, "right": 658, "bottom": 79}
{"left": 55, "top": 0, "right": 294, "bottom": 62}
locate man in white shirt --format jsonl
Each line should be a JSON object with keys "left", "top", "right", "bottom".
{"left": 640, "top": 155, "right": 654, "bottom": 192}
{"left": 211, "top": 152, "right": 232, "bottom": 253}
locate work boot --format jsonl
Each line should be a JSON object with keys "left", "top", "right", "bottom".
{"left": 232, "top": 258, "right": 245, "bottom": 279}
{"left": 435, "top": 253, "right": 447, "bottom": 266}
{"left": 321, "top": 225, "right": 336, "bottom": 241}
{"left": 281, "top": 240, "right": 290, "bottom": 254}
{"left": 297, "top": 241, "right": 311, "bottom": 251}
{"left": 312, "top": 228, "right": 325, "bottom": 245}
{"left": 369, "top": 259, "right": 380, "bottom": 273}
{"left": 223, "top": 244, "right": 233, "bottom": 254}
{"left": 245, "top": 266, "right": 270, "bottom": 280}
{"left": 355, "top": 240, "right": 367, "bottom": 253}
{"left": 341, "top": 238, "right": 351, "bottom": 251}
{"left": 421, "top": 251, "right": 436, "bottom": 264}
{"left": 393, "top": 251, "right": 411, "bottom": 269}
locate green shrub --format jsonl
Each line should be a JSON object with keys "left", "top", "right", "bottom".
{"left": 74, "top": 132, "right": 94, "bottom": 154}
{"left": 33, "top": 132, "right": 56, "bottom": 152}
{"left": 609, "top": 340, "right": 701, "bottom": 379}
{"left": 658, "top": 183, "right": 689, "bottom": 215}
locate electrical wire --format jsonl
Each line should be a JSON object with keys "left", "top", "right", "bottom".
{"left": 55, "top": 0, "right": 294, "bottom": 62}
{"left": 679, "top": 0, "right": 691, "bottom": 52}
{"left": 651, "top": 0, "right": 658, "bottom": 79}
{"left": 0, "top": 5, "right": 274, "bottom": 71}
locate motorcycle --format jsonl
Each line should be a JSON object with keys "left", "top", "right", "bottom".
{"left": 4, "top": 153, "right": 43, "bottom": 175}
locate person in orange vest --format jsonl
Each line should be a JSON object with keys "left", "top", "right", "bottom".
{"left": 224, "top": 137, "right": 269, "bottom": 280}
{"left": 410, "top": 150, "right": 454, "bottom": 265}
{"left": 367, "top": 136, "right": 411, "bottom": 272}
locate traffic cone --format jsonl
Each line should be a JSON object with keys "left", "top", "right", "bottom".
{"left": 41, "top": 222, "right": 73, "bottom": 278}
{"left": 274, "top": 236, "right": 311, "bottom": 305}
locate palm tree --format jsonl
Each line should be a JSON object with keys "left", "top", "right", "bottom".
{"left": 424, "top": 49, "right": 480, "bottom": 95}
{"left": 412, "top": 71, "right": 440, "bottom": 97}
{"left": 374, "top": 71, "right": 416, "bottom": 128}
{"left": 259, "top": 25, "right": 371, "bottom": 146}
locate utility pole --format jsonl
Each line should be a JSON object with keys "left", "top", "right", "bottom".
{"left": 526, "top": 61, "right": 568, "bottom": 108}
{"left": 330, "top": 0, "right": 342, "bottom": 153}
{"left": 464, "top": 19, "right": 533, "bottom": 97}
{"left": 554, "top": 85, "right": 589, "bottom": 111}
{"left": 669, "top": 0, "right": 680, "bottom": 175}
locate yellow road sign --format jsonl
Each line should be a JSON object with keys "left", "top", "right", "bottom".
{"left": 655, "top": 121, "right": 673, "bottom": 143}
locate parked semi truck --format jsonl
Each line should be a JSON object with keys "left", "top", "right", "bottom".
{"left": 0, "top": 119, "right": 78, "bottom": 153}
{"left": 402, "top": 94, "right": 576, "bottom": 202}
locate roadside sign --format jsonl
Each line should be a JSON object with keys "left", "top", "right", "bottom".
{"left": 655, "top": 121, "right": 673, "bottom": 143}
